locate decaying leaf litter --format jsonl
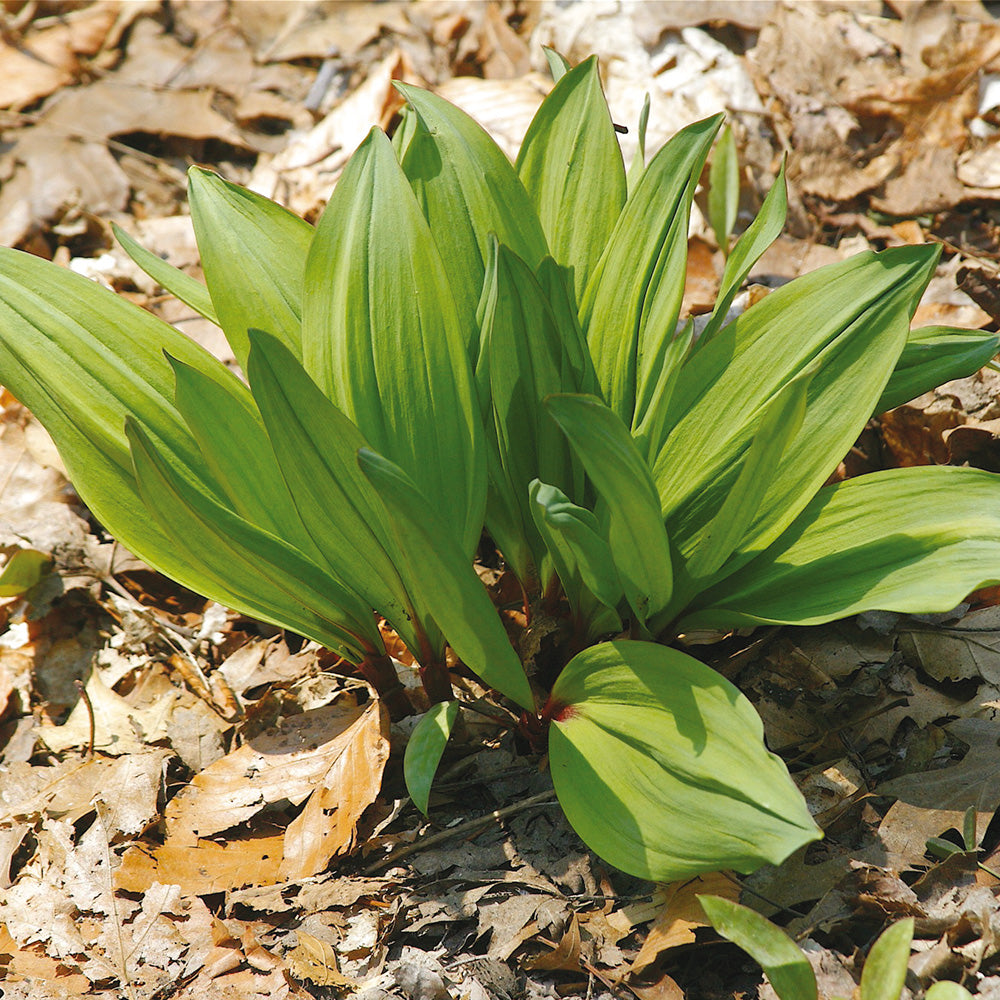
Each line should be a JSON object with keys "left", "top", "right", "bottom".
{"left": 4, "top": 1, "right": 1000, "bottom": 997}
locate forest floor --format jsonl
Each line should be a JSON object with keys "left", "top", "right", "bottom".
{"left": 4, "top": 2, "right": 1000, "bottom": 998}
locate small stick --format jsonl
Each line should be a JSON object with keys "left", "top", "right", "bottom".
{"left": 74, "top": 679, "right": 95, "bottom": 759}
{"left": 362, "top": 790, "right": 557, "bottom": 874}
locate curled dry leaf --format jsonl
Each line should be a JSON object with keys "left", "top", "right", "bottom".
{"left": 164, "top": 699, "right": 389, "bottom": 879}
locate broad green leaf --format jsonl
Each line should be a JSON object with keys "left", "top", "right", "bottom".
{"left": 630, "top": 319, "right": 693, "bottom": 463}
{"left": 708, "top": 125, "right": 739, "bottom": 257}
{"left": 396, "top": 83, "right": 548, "bottom": 359}
{"left": 654, "top": 245, "right": 939, "bottom": 581}
{"left": 697, "top": 158, "right": 787, "bottom": 347}
{"left": 245, "top": 330, "right": 424, "bottom": 656}
{"left": 391, "top": 103, "right": 418, "bottom": 159}
{"left": 303, "top": 128, "right": 486, "bottom": 560}
{"left": 188, "top": 167, "right": 313, "bottom": 368}
{"left": 859, "top": 919, "right": 913, "bottom": 1000}
{"left": 516, "top": 55, "right": 626, "bottom": 303}
{"left": 926, "top": 983, "right": 974, "bottom": 1000}
{"left": 626, "top": 93, "right": 650, "bottom": 194}
{"left": 358, "top": 448, "right": 535, "bottom": 711}
{"left": 529, "top": 479, "right": 623, "bottom": 640}
{"left": 546, "top": 394, "right": 672, "bottom": 630}
{"left": 548, "top": 641, "right": 820, "bottom": 882}
{"left": 683, "top": 370, "right": 810, "bottom": 584}
{"left": 878, "top": 324, "right": 1000, "bottom": 413}
{"left": 582, "top": 114, "right": 721, "bottom": 427}
{"left": 127, "top": 419, "right": 381, "bottom": 664}
{"left": 169, "top": 355, "right": 315, "bottom": 547}
{"left": 112, "top": 223, "right": 219, "bottom": 325}
{"left": 0, "top": 549, "right": 52, "bottom": 597}
{"left": 698, "top": 896, "right": 817, "bottom": 1000}
{"left": 681, "top": 467, "right": 1000, "bottom": 630}
{"left": 405, "top": 701, "right": 460, "bottom": 815}
{"left": 476, "top": 241, "right": 587, "bottom": 587}
{"left": 543, "top": 47, "right": 570, "bottom": 82}
{"left": 0, "top": 247, "right": 237, "bottom": 590}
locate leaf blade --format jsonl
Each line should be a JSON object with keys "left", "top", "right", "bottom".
{"left": 405, "top": 701, "right": 460, "bottom": 815}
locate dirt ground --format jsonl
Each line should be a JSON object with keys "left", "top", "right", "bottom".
{"left": 4, "top": 2, "right": 1000, "bottom": 998}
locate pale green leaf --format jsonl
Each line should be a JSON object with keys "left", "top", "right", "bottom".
{"left": 126, "top": 419, "right": 381, "bottom": 663}
{"left": 708, "top": 125, "right": 739, "bottom": 257}
{"left": 303, "top": 128, "right": 486, "bottom": 560}
{"left": 698, "top": 896, "right": 817, "bottom": 1000}
{"left": 397, "top": 84, "right": 549, "bottom": 359}
{"left": 529, "top": 479, "right": 623, "bottom": 640}
{"left": 543, "top": 47, "right": 570, "bottom": 82}
{"left": 546, "top": 394, "right": 672, "bottom": 629}
{"left": 626, "top": 93, "right": 650, "bottom": 195}
{"left": 548, "top": 641, "right": 820, "bottom": 882}
{"left": 245, "top": 329, "right": 423, "bottom": 656}
{"left": 358, "top": 448, "right": 535, "bottom": 711}
{"left": 925, "top": 982, "right": 974, "bottom": 1000}
{"left": 697, "top": 158, "right": 787, "bottom": 347}
{"left": 681, "top": 467, "right": 1000, "bottom": 630}
{"left": 188, "top": 167, "right": 313, "bottom": 368}
{"left": 112, "top": 223, "right": 219, "bottom": 325}
{"left": 0, "top": 549, "right": 51, "bottom": 597}
{"left": 582, "top": 114, "right": 721, "bottom": 427}
{"left": 859, "top": 919, "right": 913, "bottom": 1000}
{"left": 405, "top": 701, "right": 460, "bottom": 815}
{"left": 517, "top": 55, "right": 626, "bottom": 303}
{"left": 878, "top": 324, "right": 1000, "bottom": 413}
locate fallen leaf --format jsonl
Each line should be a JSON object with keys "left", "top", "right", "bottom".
{"left": 287, "top": 931, "right": 359, "bottom": 988}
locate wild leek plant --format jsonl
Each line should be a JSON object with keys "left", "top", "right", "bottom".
{"left": 0, "top": 54, "right": 998, "bottom": 882}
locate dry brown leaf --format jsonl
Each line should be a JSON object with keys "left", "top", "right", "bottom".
{"left": 525, "top": 912, "right": 582, "bottom": 971}
{"left": 631, "top": 872, "right": 738, "bottom": 975}
{"left": 287, "top": 931, "right": 359, "bottom": 988}
{"left": 163, "top": 699, "right": 388, "bottom": 878}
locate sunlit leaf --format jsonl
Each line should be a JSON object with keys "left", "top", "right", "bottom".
{"left": 859, "top": 919, "right": 913, "bottom": 1000}
{"left": 517, "top": 55, "right": 626, "bottom": 303}
{"left": 112, "top": 223, "right": 219, "bottom": 325}
{"left": 188, "top": 166, "right": 313, "bottom": 367}
{"left": 626, "top": 93, "right": 651, "bottom": 194}
{"left": 698, "top": 896, "right": 817, "bottom": 1000}
{"left": 303, "top": 128, "right": 486, "bottom": 560}
{"left": 0, "top": 548, "right": 52, "bottom": 597}
{"left": 358, "top": 448, "right": 534, "bottom": 711}
{"left": 543, "top": 46, "right": 570, "bottom": 82}
{"left": 708, "top": 124, "right": 739, "bottom": 257}
{"left": 405, "top": 701, "right": 460, "bottom": 815}
{"left": 548, "top": 641, "right": 820, "bottom": 882}
{"left": 682, "top": 466, "right": 1000, "bottom": 629}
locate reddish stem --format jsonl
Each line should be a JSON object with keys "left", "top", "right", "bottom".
{"left": 419, "top": 658, "right": 455, "bottom": 705}
{"left": 358, "top": 653, "right": 413, "bottom": 721}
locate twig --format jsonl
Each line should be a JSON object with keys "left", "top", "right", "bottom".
{"left": 74, "top": 679, "right": 95, "bottom": 759}
{"left": 362, "top": 791, "right": 558, "bottom": 874}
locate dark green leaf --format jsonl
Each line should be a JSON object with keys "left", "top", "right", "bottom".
{"left": 405, "top": 701, "right": 460, "bottom": 815}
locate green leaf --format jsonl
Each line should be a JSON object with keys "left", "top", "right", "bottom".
{"left": 112, "top": 223, "right": 219, "bottom": 325}
{"left": 126, "top": 418, "right": 381, "bottom": 664}
{"left": 626, "top": 93, "right": 651, "bottom": 195}
{"left": 708, "top": 125, "right": 739, "bottom": 257}
{"left": 654, "top": 245, "right": 939, "bottom": 585}
{"left": 405, "top": 701, "right": 460, "bottom": 815}
{"left": 0, "top": 548, "right": 52, "bottom": 597}
{"left": 358, "top": 448, "right": 535, "bottom": 711}
{"left": 476, "top": 241, "right": 588, "bottom": 586}
{"left": 925, "top": 983, "right": 974, "bottom": 1000}
{"left": 859, "top": 918, "right": 913, "bottom": 1000}
{"left": 303, "top": 128, "right": 486, "bottom": 560}
{"left": 697, "top": 158, "right": 787, "bottom": 347}
{"left": 582, "top": 114, "right": 721, "bottom": 427}
{"left": 187, "top": 167, "right": 313, "bottom": 369}
{"left": 396, "top": 84, "right": 549, "bottom": 360}
{"left": 698, "top": 896, "right": 817, "bottom": 1000}
{"left": 529, "top": 479, "right": 623, "bottom": 639}
{"left": 878, "top": 324, "right": 1000, "bottom": 413}
{"left": 245, "top": 329, "right": 423, "bottom": 656}
{"left": 548, "top": 640, "right": 820, "bottom": 882}
{"left": 543, "top": 47, "right": 570, "bottom": 82}
{"left": 546, "top": 394, "right": 672, "bottom": 630}
{"left": 516, "top": 55, "right": 626, "bottom": 303}
{"left": 683, "top": 370, "right": 810, "bottom": 584}
{"left": 0, "top": 247, "right": 235, "bottom": 591}
{"left": 681, "top": 466, "right": 1000, "bottom": 630}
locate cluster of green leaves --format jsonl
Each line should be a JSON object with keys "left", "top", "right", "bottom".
{"left": 700, "top": 897, "right": 971, "bottom": 1000}
{"left": 0, "top": 53, "right": 998, "bottom": 883}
